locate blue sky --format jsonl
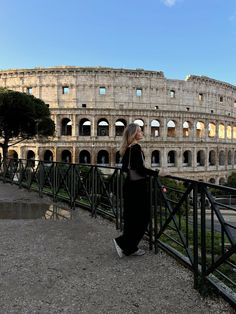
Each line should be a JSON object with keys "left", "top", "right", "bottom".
{"left": 0, "top": 0, "right": 235, "bottom": 85}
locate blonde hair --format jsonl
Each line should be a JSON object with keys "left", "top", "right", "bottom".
{"left": 119, "top": 123, "right": 139, "bottom": 156}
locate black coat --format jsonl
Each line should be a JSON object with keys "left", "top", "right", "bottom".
{"left": 121, "top": 143, "right": 159, "bottom": 178}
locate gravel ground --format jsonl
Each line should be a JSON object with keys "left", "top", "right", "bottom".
{"left": 0, "top": 182, "right": 234, "bottom": 314}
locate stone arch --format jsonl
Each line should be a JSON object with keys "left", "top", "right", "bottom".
{"left": 167, "top": 150, "right": 176, "bottom": 166}
{"left": 151, "top": 120, "right": 160, "bottom": 137}
{"left": 183, "top": 121, "right": 191, "bottom": 137}
{"left": 183, "top": 150, "right": 192, "bottom": 166}
{"left": 97, "top": 150, "right": 109, "bottom": 165}
{"left": 115, "top": 151, "right": 122, "bottom": 165}
{"left": 228, "top": 150, "right": 232, "bottom": 165}
{"left": 79, "top": 118, "right": 91, "bottom": 136}
{"left": 61, "top": 118, "right": 72, "bottom": 136}
{"left": 97, "top": 118, "right": 109, "bottom": 136}
{"left": 26, "top": 150, "right": 36, "bottom": 167}
{"left": 8, "top": 150, "right": 18, "bottom": 159}
{"left": 218, "top": 123, "right": 225, "bottom": 139}
{"left": 219, "top": 150, "right": 225, "bottom": 166}
{"left": 208, "top": 122, "right": 216, "bottom": 138}
{"left": 167, "top": 120, "right": 176, "bottom": 137}
{"left": 197, "top": 150, "right": 205, "bottom": 166}
{"left": 196, "top": 121, "right": 205, "bottom": 138}
{"left": 227, "top": 125, "right": 232, "bottom": 139}
{"left": 209, "top": 150, "right": 216, "bottom": 166}
{"left": 44, "top": 150, "right": 53, "bottom": 162}
{"left": 27, "top": 150, "right": 35, "bottom": 160}
{"left": 61, "top": 150, "right": 72, "bottom": 163}
{"left": 209, "top": 178, "right": 216, "bottom": 184}
{"left": 151, "top": 150, "right": 160, "bottom": 166}
{"left": 219, "top": 177, "right": 226, "bottom": 185}
{"left": 133, "top": 119, "right": 144, "bottom": 131}
{"left": 115, "top": 119, "right": 127, "bottom": 136}
{"left": 79, "top": 150, "right": 91, "bottom": 164}
{"left": 233, "top": 126, "right": 236, "bottom": 139}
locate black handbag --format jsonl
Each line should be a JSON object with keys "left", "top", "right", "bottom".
{"left": 127, "top": 147, "right": 145, "bottom": 181}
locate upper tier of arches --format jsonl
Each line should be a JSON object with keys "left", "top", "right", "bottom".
{"left": 59, "top": 117, "right": 236, "bottom": 140}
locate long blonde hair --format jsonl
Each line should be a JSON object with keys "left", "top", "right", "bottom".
{"left": 119, "top": 123, "right": 139, "bottom": 156}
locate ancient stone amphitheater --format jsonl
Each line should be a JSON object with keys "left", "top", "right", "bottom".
{"left": 1, "top": 66, "right": 236, "bottom": 183}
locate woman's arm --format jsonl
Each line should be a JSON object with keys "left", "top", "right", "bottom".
{"left": 131, "top": 144, "right": 159, "bottom": 177}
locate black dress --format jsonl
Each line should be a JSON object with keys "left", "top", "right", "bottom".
{"left": 115, "top": 144, "right": 158, "bottom": 255}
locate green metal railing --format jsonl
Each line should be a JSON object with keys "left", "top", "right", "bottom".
{"left": 0, "top": 157, "right": 236, "bottom": 309}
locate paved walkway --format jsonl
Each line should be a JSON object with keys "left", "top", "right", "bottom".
{"left": 0, "top": 182, "right": 234, "bottom": 313}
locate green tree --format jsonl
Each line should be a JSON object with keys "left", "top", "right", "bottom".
{"left": 225, "top": 172, "right": 236, "bottom": 188}
{"left": 0, "top": 88, "right": 55, "bottom": 159}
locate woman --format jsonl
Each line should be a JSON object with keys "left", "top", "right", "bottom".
{"left": 113, "top": 123, "right": 160, "bottom": 258}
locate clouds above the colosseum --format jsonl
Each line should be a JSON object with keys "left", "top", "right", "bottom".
{"left": 161, "top": 0, "right": 178, "bottom": 7}
{"left": 229, "top": 11, "right": 236, "bottom": 22}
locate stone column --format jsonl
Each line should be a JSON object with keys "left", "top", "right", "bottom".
{"left": 72, "top": 114, "right": 77, "bottom": 137}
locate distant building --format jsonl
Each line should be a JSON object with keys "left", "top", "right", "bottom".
{"left": 1, "top": 66, "right": 236, "bottom": 183}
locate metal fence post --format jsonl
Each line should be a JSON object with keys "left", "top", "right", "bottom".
{"left": 70, "top": 164, "right": 76, "bottom": 210}
{"left": 200, "top": 183, "right": 207, "bottom": 295}
{"left": 52, "top": 162, "right": 57, "bottom": 203}
{"left": 148, "top": 176, "right": 153, "bottom": 251}
{"left": 91, "top": 166, "right": 96, "bottom": 217}
{"left": 193, "top": 182, "right": 199, "bottom": 290}
{"left": 38, "top": 161, "right": 44, "bottom": 197}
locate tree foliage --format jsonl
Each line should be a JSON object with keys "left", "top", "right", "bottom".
{"left": 0, "top": 88, "right": 55, "bottom": 158}
{"left": 225, "top": 172, "right": 236, "bottom": 188}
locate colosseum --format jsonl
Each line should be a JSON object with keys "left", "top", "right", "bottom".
{"left": 0, "top": 66, "right": 236, "bottom": 184}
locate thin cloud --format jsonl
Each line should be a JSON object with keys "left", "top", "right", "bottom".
{"left": 161, "top": 0, "right": 177, "bottom": 7}
{"left": 229, "top": 11, "right": 236, "bottom": 22}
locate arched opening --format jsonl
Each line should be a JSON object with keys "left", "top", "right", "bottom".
{"left": 209, "top": 150, "right": 216, "bottom": 166}
{"left": 209, "top": 178, "right": 216, "bottom": 184}
{"left": 133, "top": 119, "right": 144, "bottom": 131}
{"left": 167, "top": 150, "right": 176, "bottom": 167}
{"left": 8, "top": 150, "right": 18, "bottom": 160}
{"left": 27, "top": 150, "right": 35, "bottom": 160}
{"left": 219, "top": 150, "right": 225, "bottom": 166}
{"left": 197, "top": 150, "right": 205, "bottom": 166}
{"left": 97, "top": 119, "right": 109, "bottom": 136}
{"left": 115, "top": 119, "right": 126, "bottom": 136}
{"left": 183, "top": 150, "right": 192, "bottom": 167}
{"left": 196, "top": 121, "right": 205, "bottom": 138}
{"left": 61, "top": 118, "right": 72, "bottom": 136}
{"left": 167, "top": 120, "right": 176, "bottom": 137}
{"left": 44, "top": 150, "right": 53, "bottom": 162}
{"left": 79, "top": 150, "right": 91, "bottom": 164}
{"left": 219, "top": 177, "right": 226, "bottom": 185}
{"left": 151, "top": 120, "right": 160, "bottom": 137}
{"left": 151, "top": 150, "right": 160, "bottom": 166}
{"left": 61, "top": 150, "right": 72, "bottom": 163}
{"left": 115, "top": 151, "right": 122, "bottom": 165}
{"left": 219, "top": 123, "right": 225, "bottom": 139}
{"left": 208, "top": 122, "right": 216, "bottom": 138}
{"left": 97, "top": 150, "right": 109, "bottom": 165}
{"left": 227, "top": 125, "right": 232, "bottom": 139}
{"left": 183, "top": 121, "right": 190, "bottom": 137}
{"left": 26, "top": 150, "right": 36, "bottom": 167}
{"left": 79, "top": 119, "right": 91, "bottom": 136}
{"left": 228, "top": 150, "right": 232, "bottom": 165}
{"left": 233, "top": 126, "right": 236, "bottom": 139}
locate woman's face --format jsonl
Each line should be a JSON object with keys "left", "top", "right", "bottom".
{"left": 135, "top": 127, "right": 143, "bottom": 141}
